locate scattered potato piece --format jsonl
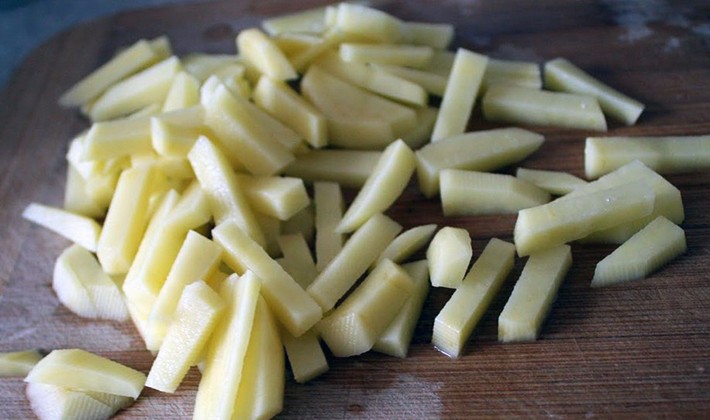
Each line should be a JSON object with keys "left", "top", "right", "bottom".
{"left": 0, "top": 350, "right": 43, "bottom": 377}
{"left": 427, "top": 227, "right": 472, "bottom": 289}
{"left": 83, "top": 116, "right": 152, "bottom": 161}
{"left": 150, "top": 106, "right": 208, "bottom": 157}
{"left": 374, "top": 224, "right": 437, "bottom": 268}
{"left": 284, "top": 149, "right": 380, "bottom": 188}
{"left": 515, "top": 167, "right": 588, "bottom": 196}
{"left": 332, "top": 3, "right": 410, "bottom": 43}
{"left": 371, "top": 63, "right": 448, "bottom": 97}
{"left": 482, "top": 58, "right": 542, "bottom": 92}
{"left": 26, "top": 382, "right": 124, "bottom": 420}
{"left": 281, "top": 204, "right": 315, "bottom": 244}
{"left": 162, "top": 71, "right": 200, "bottom": 112}
{"left": 23, "top": 203, "right": 102, "bottom": 252}
{"left": 340, "top": 43, "right": 433, "bottom": 68}
{"left": 278, "top": 233, "right": 318, "bottom": 289}
{"left": 314, "top": 181, "right": 345, "bottom": 271}
{"left": 182, "top": 54, "right": 240, "bottom": 81}
{"left": 281, "top": 328, "right": 329, "bottom": 384}
{"left": 236, "top": 28, "right": 297, "bottom": 81}
{"left": 64, "top": 165, "right": 109, "bottom": 218}
{"left": 262, "top": 5, "right": 328, "bottom": 35}
{"left": 237, "top": 174, "right": 310, "bottom": 221}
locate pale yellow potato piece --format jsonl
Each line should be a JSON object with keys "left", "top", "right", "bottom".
{"left": 232, "top": 296, "right": 285, "bottom": 420}
{"left": 333, "top": 3, "right": 410, "bottom": 43}
{"left": 97, "top": 166, "right": 156, "bottom": 275}
{"left": 301, "top": 65, "right": 417, "bottom": 149}
{"left": 433, "top": 239, "right": 515, "bottom": 358}
{"left": 482, "top": 84, "right": 607, "bottom": 131}
{"left": 515, "top": 167, "right": 588, "bottom": 196}
{"left": 281, "top": 328, "right": 328, "bottom": 384}
{"left": 193, "top": 273, "right": 259, "bottom": 419}
{"left": 162, "top": 71, "right": 200, "bottom": 112}
{"left": 441, "top": 170, "right": 550, "bottom": 216}
{"left": 151, "top": 106, "right": 208, "bottom": 157}
{"left": 0, "top": 350, "right": 43, "bottom": 377}
{"left": 236, "top": 28, "right": 297, "bottom": 81}
{"left": 59, "top": 38, "right": 167, "bottom": 107}
{"left": 592, "top": 217, "right": 686, "bottom": 287}
{"left": 187, "top": 136, "right": 265, "bottom": 245}
{"left": 146, "top": 281, "right": 225, "bottom": 393}
{"left": 320, "top": 259, "right": 414, "bottom": 357}
{"left": 281, "top": 204, "right": 315, "bottom": 244}
{"left": 255, "top": 212, "right": 282, "bottom": 258}
{"left": 236, "top": 174, "right": 309, "bottom": 221}
{"left": 545, "top": 58, "right": 644, "bottom": 125}
{"left": 314, "top": 181, "right": 344, "bottom": 272}
{"left": 284, "top": 149, "right": 380, "bottom": 188}
{"left": 416, "top": 127, "right": 545, "bottom": 198}
{"left": 401, "top": 106, "right": 438, "bottom": 150}
{"left": 262, "top": 5, "right": 328, "bottom": 35}
{"left": 23, "top": 203, "right": 101, "bottom": 252}
{"left": 148, "top": 35, "right": 173, "bottom": 57}
{"left": 273, "top": 33, "right": 322, "bottom": 57}
{"left": 88, "top": 56, "right": 181, "bottom": 121}
{"left": 499, "top": 245, "right": 572, "bottom": 342}
{"left": 210, "top": 64, "right": 251, "bottom": 99}
{"left": 585, "top": 135, "right": 710, "bottom": 179}
{"left": 482, "top": 58, "right": 542, "bottom": 92}
{"left": 371, "top": 63, "right": 448, "bottom": 97}
{"left": 373, "top": 260, "right": 430, "bottom": 358}
{"left": 340, "top": 43, "right": 433, "bottom": 68}
{"left": 307, "top": 213, "right": 402, "bottom": 312}
{"left": 427, "top": 227, "right": 472, "bottom": 289}
{"left": 253, "top": 76, "right": 327, "bottom": 148}
{"left": 53, "top": 247, "right": 97, "bottom": 319}
{"left": 238, "top": 88, "right": 305, "bottom": 154}
{"left": 314, "top": 52, "right": 428, "bottom": 107}
{"left": 130, "top": 153, "right": 194, "bottom": 180}
{"left": 374, "top": 224, "right": 437, "bottom": 268}
{"left": 25, "top": 349, "right": 146, "bottom": 399}
{"left": 201, "top": 80, "right": 295, "bottom": 175}
{"left": 26, "top": 382, "right": 120, "bottom": 420}
{"left": 212, "top": 220, "right": 322, "bottom": 337}
{"left": 278, "top": 233, "right": 318, "bottom": 289}
{"left": 406, "top": 22, "right": 454, "bottom": 49}
{"left": 338, "top": 140, "right": 416, "bottom": 233}
{"left": 431, "top": 49, "right": 488, "bottom": 142}
{"left": 289, "top": 28, "right": 350, "bottom": 72}
{"left": 83, "top": 116, "right": 152, "bottom": 161}
{"left": 182, "top": 53, "right": 240, "bottom": 81}
{"left": 64, "top": 165, "right": 109, "bottom": 218}
{"left": 146, "top": 231, "right": 222, "bottom": 351}
{"left": 514, "top": 180, "right": 655, "bottom": 257}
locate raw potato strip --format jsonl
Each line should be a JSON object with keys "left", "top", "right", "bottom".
{"left": 146, "top": 231, "right": 222, "bottom": 351}
{"left": 262, "top": 5, "right": 327, "bottom": 35}
{"left": 340, "top": 43, "right": 433, "bottom": 68}
{"left": 482, "top": 58, "right": 542, "bottom": 91}
{"left": 26, "top": 382, "right": 118, "bottom": 420}
{"left": 482, "top": 84, "right": 607, "bottom": 131}
{"left": 0, "top": 350, "right": 43, "bottom": 377}
{"left": 515, "top": 167, "right": 588, "bottom": 196}
{"left": 182, "top": 53, "right": 240, "bottom": 81}
{"left": 333, "top": 3, "right": 410, "bottom": 43}
{"left": 514, "top": 180, "right": 655, "bottom": 257}
{"left": 255, "top": 213, "right": 282, "bottom": 258}
{"left": 372, "top": 63, "right": 448, "bottom": 96}
{"left": 253, "top": 76, "right": 327, "bottom": 148}
{"left": 151, "top": 106, "right": 208, "bottom": 157}
{"left": 545, "top": 57, "right": 644, "bottom": 125}
{"left": 416, "top": 127, "right": 544, "bottom": 198}
{"left": 193, "top": 273, "right": 259, "bottom": 419}
{"left": 498, "top": 245, "right": 572, "bottom": 342}
{"left": 281, "top": 328, "right": 329, "bottom": 383}
{"left": 60, "top": 38, "right": 166, "bottom": 107}
{"left": 54, "top": 247, "right": 97, "bottom": 319}
{"left": 584, "top": 135, "right": 710, "bottom": 179}
{"left": 284, "top": 149, "right": 380, "bottom": 188}
{"left": 314, "top": 181, "right": 344, "bottom": 272}
{"left": 427, "top": 227, "right": 472, "bottom": 289}
{"left": 592, "top": 217, "right": 686, "bottom": 287}
{"left": 25, "top": 349, "right": 146, "bottom": 399}
{"left": 83, "top": 116, "right": 152, "bottom": 160}
{"left": 236, "top": 174, "right": 310, "bottom": 221}
{"left": 201, "top": 80, "right": 294, "bottom": 176}
{"left": 402, "top": 107, "right": 438, "bottom": 150}
{"left": 64, "top": 165, "right": 108, "bottom": 218}
{"left": 307, "top": 213, "right": 402, "bottom": 312}
{"left": 88, "top": 56, "right": 181, "bottom": 121}
{"left": 244, "top": 100, "right": 305, "bottom": 154}
{"left": 337, "top": 140, "right": 416, "bottom": 233}
{"left": 373, "top": 260, "right": 430, "bottom": 358}
{"left": 278, "top": 233, "right": 318, "bottom": 289}
{"left": 374, "top": 224, "right": 437, "bottom": 268}
{"left": 188, "top": 136, "right": 265, "bottom": 245}
{"left": 162, "top": 71, "right": 200, "bottom": 112}
{"left": 406, "top": 22, "right": 454, "bottom": 49}
{"left": 236, "top": 28, "right": 297, "bottom": 81}
{"left": 440, "top": 170, "right": 550, "bottom": 216}
{"left": 431, "top": 48, "right": 488, "bottom": 141}
{"left": 97, "top": 165, "right": 155, "bottom": 275}
{"left": 212, "top": 220, "right": 323, "bottom": 337}
{"left": 282, "top": 204, "right": 315, "bottom": 244}
{"left": 22, "top": 203, "right": 101, "bottom": 252}
{"left": 146, "top": 281, "right": 225, "bottom": 393}
{"left": 289, "top": 28, "right": 348, "bottom": 73}
{"left": 433, "top": 239, "right": 515, "bottom": 358}
{"left": 274, "top": 33, "right": 322, "bottom": 57}
{"left": 232, "top": 296, "right": 285, "bottom": 420}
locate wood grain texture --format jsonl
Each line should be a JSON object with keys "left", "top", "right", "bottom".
{"left": 1, "top": 0, "right": 709, "bottom": 418}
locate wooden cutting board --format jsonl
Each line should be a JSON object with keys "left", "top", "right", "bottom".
{"left": 1, "top": 0, "right": 709, "bottom": 417}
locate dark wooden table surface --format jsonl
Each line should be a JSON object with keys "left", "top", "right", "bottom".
{"left": 1, "top": 0, "right": 709, "bottom": 417}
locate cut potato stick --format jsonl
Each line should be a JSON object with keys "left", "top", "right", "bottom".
{"left": 162, "top": 71, "right": 200, "bottom": 112}
{"left": 278, "top": 233, "right": 318, "bottom": 289}
{"left": 150, "top": 106, "right": 208, "bottom": 157}
{"left": 482, "top": 84, "right": 607, "bottom": 131}
{"left": 307, "top": 213, "right": 402, "bottom": 312}
{"left": 333, "top": 3, "right": 410, "bottom": 44}
{"left": 25, "top": 349, "right": 146, "bottom": 399}
{"left": 273, "top": 33, "right": 322, "bottom": 57}
{"left": 182, "top": 54, "right": 240, "bottom": 82}
{"left": 23, "top": 203, "right": 101, "bottom": 252}
{"left": 374, "top": 224, "right": 437, "bottom": 268}
{"left": 281, "top": 328, "right": 329, "bottom": 383}
{"left": 401, "top": 106, "right": 438, "bottom": 150}
{"left": 416, "top": 127, "right": 545, "bottom": 198}
{"left": 440, "top": 170, "right": 550, "bottom": 216}
{"left": 406, "top": 22, "right": 454, "bottom": 49}
{"left": 585, "top": 135, "right": 710, "bottom": 179}
{"left": 212, "top": 220, "right": 322, "bottom": 337}
{"left": 193, "top": 273, "right": 259, "bottom": 419}
{"left": 545, "top": 57, "right": 644, "bottom": 125}
{"left": 373, "top": 260, "right": 430, "bottom": 358}
{"left": 482, "top": 58, "right": 542, "bottom": 92}
{"left": 236, "top": 174, "right": 310, "bottom": 221}
{"left": 0, "top": 350, "right": 43, "bottom": 377}
{"left": 26, "top": 382, "right": 122, "bottom": 420}
{"left": 592, "top": 216, "right": 686, "bottom": 287}
{"left": 255, "top": 213, "right": 283, "bottom": 258}
{"left": 337, "top": 140, "right": 416, "bottom": 233}
{"left": 146, "top": 281, "right": 225, "bottom": 393}
{"left": 515, "top": 167, "right": 588, "bottom": 196}
{"left": 371, "top": 63, "right": 448, "bottom": 96}
{"left": 236, "top": 28, "right": 297, "bottom": 81}
{"left": 320, "top": 259, "right": 414, "bottom": 357}
{"left": 64, "top": 165, "right": 109, "bottom": 218}
{"left": 514, "top": 180, "right": 655, "bottom": 257}
{"left": 314, "top": 181, "right": 345, "bottom": 272}
{"left": 262, "top": 5, "right": 328, "bottom": 35}
{"left": 499, "top": 245, "right": 572, "bottom": 342}
{"left": 427, "top": 227, "right": 472, "bottom": 289}
{"left": 433, "top": 239, "right": 515, "bottom": 357}
{"left": 340, "top": 43, "right": 433, "bottom": 68}
{"left": 284, "top": 149, "right": 380, "bottom": 188}
{"left": 431, "top": 48, "right": 488, "bottom": 141}
{"left": 281, "top": 204, "right": 315, "bottom": 244}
